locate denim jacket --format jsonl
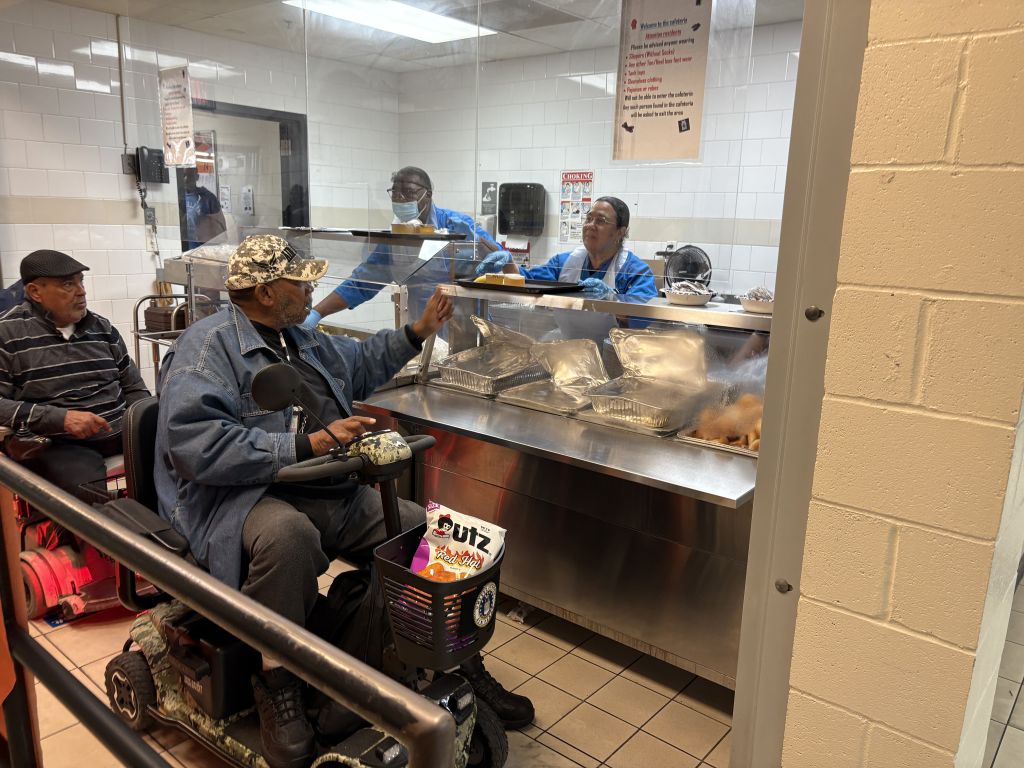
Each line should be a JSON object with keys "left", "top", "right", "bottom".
{"left": 154, "top": 302, "right": 419, "bottom": 588}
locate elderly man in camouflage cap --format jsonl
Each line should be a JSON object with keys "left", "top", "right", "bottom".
{"left": 152, "top": 234, "right": 450, "bottom": 766}
{"left": 153, "top": 235, "right": 532, "bottom": 767}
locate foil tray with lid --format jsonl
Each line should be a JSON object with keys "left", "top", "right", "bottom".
{"left": 435, "top": 343, "right": 547, "bottom": 396}
{"left": 588, "top": 376, "right": 726, "bottom": 431}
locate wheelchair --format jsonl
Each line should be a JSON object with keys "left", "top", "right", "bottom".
{"left": 99, "top": 366, "right": 507, "bottom": 768}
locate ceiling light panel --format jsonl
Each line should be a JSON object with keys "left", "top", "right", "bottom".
{"left": 284, "top": 0, "right": 497, "bottom": 43}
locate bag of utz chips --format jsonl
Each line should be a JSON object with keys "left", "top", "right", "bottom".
{"left": 410, "top": 502, "right": 505, "bottom": 582}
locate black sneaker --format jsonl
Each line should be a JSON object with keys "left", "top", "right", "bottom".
{"left": 459, "top": 654, "right": 535, "bottom": 730}
{"left": 251, "top": 667, "right": 314, "bottom": 768}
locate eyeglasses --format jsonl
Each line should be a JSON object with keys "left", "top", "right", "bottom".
{"left": 387, "top": 184, "right": 427, "bottom": 202}
{"left": 583, "top": 215, "right": 616, "bottom": 227}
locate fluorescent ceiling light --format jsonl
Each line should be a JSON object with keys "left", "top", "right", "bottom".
{"left": 284, "top": 0, "right": 497, "bottom": 44}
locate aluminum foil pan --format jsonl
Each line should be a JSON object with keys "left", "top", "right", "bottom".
{"left": 530, "top": 339, "right": 609, "bottom": 388}
{"left": 437, "top": 343, "right": 547, "bottom": 395}
{"left": 609, "top": 328, "right": 707, "bottom": 385}
{"left": 589, "top": 376, "right": 723, "bottom": 430}
{"left": 496, "top": 380, "right": 593, "bottom": 415}
{"left": 470, "top": 315, "right": 534, "bottom": 348}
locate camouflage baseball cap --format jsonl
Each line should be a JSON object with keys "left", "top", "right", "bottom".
{"left": 224, "top": 234, "right": 328, "bottom": 290}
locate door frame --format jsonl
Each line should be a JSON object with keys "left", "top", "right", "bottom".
{"left": 730, "top": 1, "right": 872, "bottom": 765}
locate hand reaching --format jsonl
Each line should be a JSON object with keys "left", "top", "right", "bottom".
{"left": 579, "top": 278, "right": 615, "bottom": 299}
{"left": 411, "top": 287, "right": 454, "bottom": 340}
{"left": 302, "top": 309, "right": 322, "bottom": 329}
{"left": 474, "top": 251, "right": 513, "bottom": 276}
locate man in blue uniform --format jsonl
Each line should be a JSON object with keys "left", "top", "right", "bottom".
{"left": 304, "top": 166, "right": 508, "bottom": 326}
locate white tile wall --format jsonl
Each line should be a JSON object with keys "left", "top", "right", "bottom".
{"left": 1, "top": 0, "right": 799, "bottom": 332}
{"left": 397, "top": 21, "right": 801, "bottom": 294}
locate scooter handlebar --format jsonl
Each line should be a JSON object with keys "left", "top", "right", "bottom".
{"left": 275, "top": 452, "right": 366, "bottom": 483}
{"left": 404, "top": 434, "right": 436, "bottom": 454}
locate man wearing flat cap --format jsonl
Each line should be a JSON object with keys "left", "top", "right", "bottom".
{"left": 0, "top": 250, "right": 150, "bottom": 500}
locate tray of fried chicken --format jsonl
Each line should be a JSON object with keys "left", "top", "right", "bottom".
{"left": 676, "top": 392, "right": 764, "bottom": 456}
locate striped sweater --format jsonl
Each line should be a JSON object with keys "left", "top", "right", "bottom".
{"left": 0, "top": 300, "right": 150, "bottom": 440}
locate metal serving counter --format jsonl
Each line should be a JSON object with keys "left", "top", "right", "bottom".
{"left": 358, "top": 385, "right": 755, "bottom": 687}
{"left": 360, "top": 386, "right": 755, "bottom": 507}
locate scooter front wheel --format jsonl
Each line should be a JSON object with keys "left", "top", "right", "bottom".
{"left": 104, "top": 650, "right": 156, "bottom": 731}
{"left": 467, "top": 699, "right": 508, "bottom": 768}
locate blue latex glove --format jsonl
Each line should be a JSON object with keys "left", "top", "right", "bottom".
{"left": 474, "top": 250, "right": 513, "bottom": 276}
{"left": 580, "top": 278, "right": 615, "bottom": 299}
{"left": 302, "top": 309, "right": 322, "bottom": 329}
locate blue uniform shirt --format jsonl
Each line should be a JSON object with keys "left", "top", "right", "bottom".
{"left": 521, "top": 249, "right": 658, "bottom": 301}
{"left": 333, "top": 204, "right": 500, "bottom": 310}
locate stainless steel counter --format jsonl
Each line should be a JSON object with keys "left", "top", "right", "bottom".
{"left": 358, "top": 385, "right": 756, "bottom": 507}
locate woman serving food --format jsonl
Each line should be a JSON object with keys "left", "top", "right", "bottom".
{"left": 474, "top": 196, "right": 657, "bottom": 301}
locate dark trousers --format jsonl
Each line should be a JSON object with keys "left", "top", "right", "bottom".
{"left": 240, "top": 486, "right": 424, "bottom": 628}
{"left": 17, "top": 435, "right": 122, "bottom": 504}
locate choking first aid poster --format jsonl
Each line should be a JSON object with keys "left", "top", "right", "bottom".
{"left": 613, "top": 0, "right": 712, "bottom": 161}
{"left": 158, "top": 66, "right": 196, "bottom": 167}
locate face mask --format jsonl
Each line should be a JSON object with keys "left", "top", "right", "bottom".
{"left": 392, "top": 200, "right": 420, "bottom": 222}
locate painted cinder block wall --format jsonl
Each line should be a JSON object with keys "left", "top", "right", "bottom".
{"left": 782, "top": 3, "right": 1024, "bottom": 767}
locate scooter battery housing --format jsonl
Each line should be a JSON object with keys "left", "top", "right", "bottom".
{"left": 165, "top": 613, "right": 260, "bottom": 719}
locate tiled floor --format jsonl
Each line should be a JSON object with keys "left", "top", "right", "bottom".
{"left": 25, "top": 562, "right": 734, "bottom": 767}
{"left": 986, "top": 581, "right": 1024, "bottom": 768}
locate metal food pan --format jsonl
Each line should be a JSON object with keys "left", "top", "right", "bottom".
{"left": 588, "top": 377, "right": 722, "bottom": 431}
{"left": 573, "top": 408, "right": 679, "bottom": 437}
{"left": 674, "top": 433, "right": 758, "bottom": 458}
{"left": 436, "top": 363, "right": 548, "bottom": 395}
{"left": 496, "top": 380, "right": 592, "bottom": 416}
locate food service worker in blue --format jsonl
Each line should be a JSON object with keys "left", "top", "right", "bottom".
{"left": 475, "top": 195, "right": 657, "bottom": 301}
{"left": 304, "top": 166, "right": 511, "bottom": 327}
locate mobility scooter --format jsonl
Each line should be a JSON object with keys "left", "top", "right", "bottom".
{"left": 100, "top": 363, "right": 508, "bottom": 767}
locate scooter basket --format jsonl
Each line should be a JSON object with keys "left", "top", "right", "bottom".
{"left": 374, "top": 522, "right": 503, "bottom": 670}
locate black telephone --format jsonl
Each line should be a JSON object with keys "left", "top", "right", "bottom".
{"left": 136, "top": 146, "right": 169, "bottom": 184}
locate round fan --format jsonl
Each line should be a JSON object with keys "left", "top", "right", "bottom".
{"left": 663, "top": 245, "right": 712, "bottom": 288}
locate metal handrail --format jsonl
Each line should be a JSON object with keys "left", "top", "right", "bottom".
{"left": 0, "top": 455, "right": 456, "bottom": 767}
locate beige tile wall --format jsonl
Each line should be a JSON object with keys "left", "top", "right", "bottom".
{"left": 783, "top": 2, "right": 1024, "bottom": 767}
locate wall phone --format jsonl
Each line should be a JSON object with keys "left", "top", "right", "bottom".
{"left": 136, "top": 146, "right": 169, "bottom": 184}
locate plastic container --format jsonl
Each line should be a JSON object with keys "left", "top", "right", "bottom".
{"left": 375, "top": 522, "right": 503, "bottom": 670}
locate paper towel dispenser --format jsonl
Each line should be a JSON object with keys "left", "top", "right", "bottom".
{"left": 498, "top": 183, "right": 545, "bottom": 236}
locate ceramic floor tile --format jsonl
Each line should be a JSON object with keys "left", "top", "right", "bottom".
{"left": 79, "top": 651, "right": 119, "bottom": 692}
{"left": 1009, "top": 684, "right": 1024, "bottom": 730}
{"left": 479, "top": 654, "right": 532, "bottom": 693}
{"left": 497, "top": 596, "right": 549, "bottom": 628}
{"left": 46, "top": 608, "right": 136, "bottom": 667}
{"left": 34, "top": 675, "right": 80, "bottom": 739}
{"left": 675, "top": 677, "right": 735, "bottom": 725}
{"left": 505, "top": 730, "right": 588, "bottom": 768}
{"left": 526, "top": 615, "right": 595, "bottom": 651}
{"left": 621, "top": 654, "right": 696, "bottom": 698}
{"left": 994, "top": 724, "right": 1024, "bottom": 768}
{"left": 548, "top": 702, "right": 636, "bottom": 762}
{"left": 704, "top": 731, "right": 732, "bottom": 768}
{"left": 570, "top": 634, "right": 641, "bottom": 674}
{"left": 33, "top": 633, "right": 77, "bottom": 671}
{"left": 644, "top": 701, "right": 730, "bottom": 760}
{"left": 484, "top": 617, "right": 524, "bottom": 653}
{"left": 537, "top": 731, "right": 600, "bottom": 768}
{"left": 169, "top": 735, "right": 234, "bottom": 767}
{"left": 514, "top": 677, "right": 582, "bottom": 731}
{"left": 985, "top": 720, "right": 1004, "bottom": 768}
{"left": 606, "top": 730, "right": 701, "bottom": 768}
{"left": 40, "top": 721, "right": 132, "bottom": 768}
{"left": 1000, "top": 642, "right": 1024, "bottom": 685}
{"left": 587, "top": 676, "right": 669, "bottom": 727}
{"left": 29, "top": 617, "right": 61, "bottom": 635}
{"left": 1008, "top": 611, "right": 1024, "bottom": 646}
{"left": 1013, "top": 584, "right": 1024, "bottom": 612}
{"left": 538, "top": 653, "right": 616, "bottom": 700}
{"left": 490, "top": 632, "right": 567, "bottom": 675}
{"left": 995, "top": 677, "right": 1021, "bottom": 725}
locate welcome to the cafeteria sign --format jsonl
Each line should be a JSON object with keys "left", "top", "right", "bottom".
{"left": 613, "top": 0, "right": 712, "bottom": 161}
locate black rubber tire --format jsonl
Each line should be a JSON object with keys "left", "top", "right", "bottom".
{"left": 104, "top": 650, "right": 156, "bottom": 731}
{"left": 21, "top": 563, "right": 45, "bottom": 620}
{"left": 467, "top": 699, "right": 508, "bottom": 768}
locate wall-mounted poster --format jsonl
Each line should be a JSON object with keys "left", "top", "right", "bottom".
{"left": 613, "top": 0, "right": 713, "bottom": 161}
{"left": 559, "top": 170, "right": 593, "bottom": 243}
{"left": 158, "top": 66, "right": 195, "bottom": 166}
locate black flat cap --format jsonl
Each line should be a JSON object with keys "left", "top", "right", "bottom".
{"left": 20, "top": 250, "right": 90, "bottom": 283}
